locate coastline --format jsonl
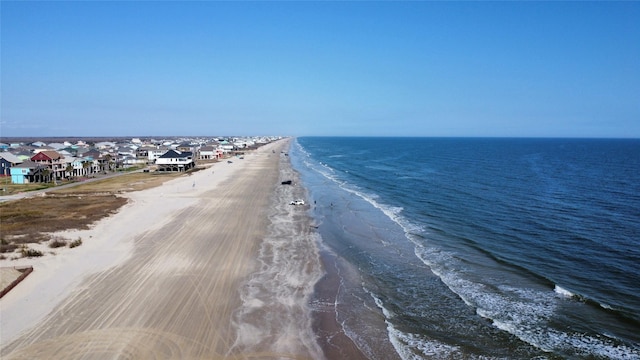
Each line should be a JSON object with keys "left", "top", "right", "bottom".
{"left": 281, "top": 142, "right": 371, "bottom": 360}
{"left": 227, "top": 143, "right": 370, "bottom": 359}
{"left": 2, "top": 139, "right": 322, "bottom": 358}
{"left": 311, "top": 249, "right": 371, "bottom": 360}
{"left": 227, "top": 147, "right": 325, "bottom": 358}
{"left": 1, "top": 138, "right": 372, "bottom": 359}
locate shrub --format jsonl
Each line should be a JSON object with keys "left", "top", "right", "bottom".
{"left": 69, "top": 238, "right": 83, "bottom": 248}
{"left": 49, "top": 239, "right": 67, "bottom": 248}
{"left": 21, "top": 247, "right": 43, "bottom": 257}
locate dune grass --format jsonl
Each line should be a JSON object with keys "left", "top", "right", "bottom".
{"left": 0, "top": 170, "right": 192, "bottom": 258}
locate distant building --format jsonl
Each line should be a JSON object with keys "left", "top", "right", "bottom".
{"left": 10, "top": 160, "right": 43, "bottom": 184}
{"left": 0, "top": 152, "right": 23, "bottom": 176}
{"left": 199, "top": 146, "right": 222, "bottom": 160}
{"left": 137, "top": 146, "right": 169, "bottom": 163}
{"left": 156, "top": 150, "right": 195, "bottom": 172}
{"left": 31, "top": 151, "right": 64, "bottom": 182}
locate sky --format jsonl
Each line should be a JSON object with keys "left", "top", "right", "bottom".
{"left": 1, "top": 1, "right": 639, "bottom": 138}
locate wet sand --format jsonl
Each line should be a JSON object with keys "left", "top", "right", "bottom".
{"left": 311, "top": 252, "right": 370, "bottom": 360}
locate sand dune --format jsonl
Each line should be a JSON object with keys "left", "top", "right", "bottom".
{"left": 1, "top": 139, "right": 324, "bottom": 359}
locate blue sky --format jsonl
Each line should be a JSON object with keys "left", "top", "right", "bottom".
{"left": 1, "top": 1, "right": 639, "bottom": 138}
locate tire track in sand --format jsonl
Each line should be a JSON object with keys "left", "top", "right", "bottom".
{"left": 1, "top": 141, "right": 316, "bottom": 359}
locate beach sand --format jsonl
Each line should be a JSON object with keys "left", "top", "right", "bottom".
{"left": 0, "top": 139, "right": 339, "bottom": 359}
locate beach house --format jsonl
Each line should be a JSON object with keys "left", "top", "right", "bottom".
{"left": 0, "top": 152, "right": 23, "bottom": 177}
{"left": 31, "top": 151, "right": 65, "bottom": 183}
{"left": 198, "top": 145, "right": 223, "bottom": 160}
{"left": 10, "top": 160, "right": 45, "bottom": 184}
{"left": 156, "top": 149, "right": 195, "bottom": 172}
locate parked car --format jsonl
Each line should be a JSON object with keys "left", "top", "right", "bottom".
{"left": 289, "top": 200, "right": 305, "bottom": 205}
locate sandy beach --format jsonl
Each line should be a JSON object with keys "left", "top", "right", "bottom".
{"left": 0, "top": 138, "right": 328, "bottom": 359}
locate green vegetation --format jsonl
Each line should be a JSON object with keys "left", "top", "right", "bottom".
{"left": 69, "top": 238, "right": 83, "bottom": 248}
{"left": 20, "top": 246, "right": 43, "bottom": 258}
{"left": 0, "top": 169, "right": 194, "bottom": 260}
{"left": 49, "top": 238, "right": 67, "bottom": 248}
{"left": 0, "top": 177, "right": 53, "bottom": 195}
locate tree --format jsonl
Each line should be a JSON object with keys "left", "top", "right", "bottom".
{"left": 41, "top": 168, "right": 51, "bottom": 183}
{"left": 82, "top": 160, "right": 90, "bottom": 176}
{"left": 66, "top": 164, "right": 74, "bottom": 179}
{"left": 109, "top": 155, "right": 116, "bottom": 171}
{"left": 103, "top": 154, "right": 112, "bottom": 173}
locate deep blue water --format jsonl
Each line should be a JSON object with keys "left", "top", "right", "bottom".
{"left": 290, "top": 137, "right": 640, "bottom": 359}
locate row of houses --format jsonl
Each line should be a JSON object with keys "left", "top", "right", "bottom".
{"left": 1, "top": 149, "right": 122, "bottom": 184}
{"left": 0, "top": 136, "right": 280, "bottom": 184}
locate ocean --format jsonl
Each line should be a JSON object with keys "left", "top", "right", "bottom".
{"left": 289, "top": 137, "right": 640, "bottom": 359}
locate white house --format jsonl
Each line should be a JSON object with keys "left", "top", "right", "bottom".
{"left": 198, "top": 145, "right": 222, "bottom": 160}
{"left": 156, "top": 150, "right": 195, "bottom": 172}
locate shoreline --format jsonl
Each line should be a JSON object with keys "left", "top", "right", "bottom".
{"left": 280, "top": 141, "right": 370, "bottom": 359}
{"left": 227, "top": 146, "right": 326, "bottom": 358}
{"left": 311, "top": 248, "right": 370, "bottom": 360}
{"left": 287, "top": 139, "right": 397, "bottom": 360}
{"left": 1, "top": 138, "right": 372, "bottom": 359}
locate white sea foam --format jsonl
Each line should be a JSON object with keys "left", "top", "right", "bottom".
{"left": 554, "top": 285, "right": 575, "bottom": 298}
{"left": 390, "top": 330, "right": 468, "bottom": 360}
{"left": 294, "top": 139, "right": 640, "bottom": 359}
{"left": 554, "top": 285, "right": 618, "bottom": 313}
{"left": 413, "top": 243, "right": 640, "bottom": 359}
{"left": 367, "top": 288, "right": 491, "bottom": 360}
{"left": 600, "top": 303, "right": 615, "bottom": 311}
{"left": 294, "top": 140, "right": 311, "bottom": 158}
{"left": 308, "top": 154, "right": 426, "bottom": 239}
{"left": 341, "top": 187, "right": 429, "bottom": 253}
{"left": 417, "top": 243, "right": 554, "bottom": 328}
{"left": 526, "top": 327, "right": 640, "bottom": 359}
